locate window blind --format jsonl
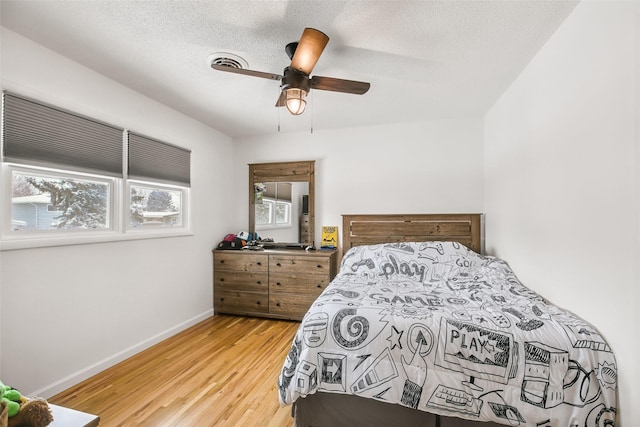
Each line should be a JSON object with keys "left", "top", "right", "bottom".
{"left": 128, "top": 132, "right": 191, "bottom": 186}
{"left": 263, "top": 182, "right": 292, "bottom": 201}
{"left": 2, "top": 92, "right": 124, "bottom": 177}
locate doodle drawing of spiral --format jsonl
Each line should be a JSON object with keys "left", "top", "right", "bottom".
{"left": 332, "top": 308, "right": 370, "bottom": 349}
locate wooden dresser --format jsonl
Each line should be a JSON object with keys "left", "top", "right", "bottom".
{"left": 213, "top": 248, "right": 338, "bottom": 321}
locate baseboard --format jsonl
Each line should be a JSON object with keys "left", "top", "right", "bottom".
{"left": 31, "top": 309, "right": 214, "bottom": 398}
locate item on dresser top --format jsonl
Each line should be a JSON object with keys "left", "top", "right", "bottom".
{"left": 321, "top": 226, "right": 338, "bottom": 249}
{"left": 237, "top": 231, "right": 259, "bottom": 241}
{"left": 244, "top": 241, "right": 264, "bottom": 250}
{"left": 216, "top": 233, "right": 247, "bottom": 250}
{"left": 261, "top": 242, "right": 308, "bottom": 250}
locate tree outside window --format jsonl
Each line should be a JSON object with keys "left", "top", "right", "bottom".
{"left": 129, "top": 184, "right": 182, "bottom": 228}
{"left": 11, "top": 171, "right": 109, "bottom": 231}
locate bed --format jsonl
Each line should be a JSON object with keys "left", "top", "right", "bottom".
{"left": 278, "top": 214, "right": 618, "bottom": 427}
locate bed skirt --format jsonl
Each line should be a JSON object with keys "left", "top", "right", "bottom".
{"left": 292, "top": 392, "right": 505, "bottom": 427}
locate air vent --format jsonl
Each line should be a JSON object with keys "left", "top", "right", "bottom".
{"left": 207, "top": 53, "right": 248, "bottom": 69}
{"left": 211, "top": 57, "right": 243, "bottom": 68}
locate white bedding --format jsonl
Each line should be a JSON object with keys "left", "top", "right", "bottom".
{"left": 278, "top": 242, "right": 617, "bottom": 426}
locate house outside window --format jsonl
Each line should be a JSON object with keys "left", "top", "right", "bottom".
{"left": 129, "top": 182, "right": 185, "bottom": 229}
{"left": 10, "top": 168, "right": 113, "bottom": 232}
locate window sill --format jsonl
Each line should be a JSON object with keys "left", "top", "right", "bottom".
{"left": 0, "top": 229, "right": 194, "bottom": 251}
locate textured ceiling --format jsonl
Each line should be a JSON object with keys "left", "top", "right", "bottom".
{"left": 0, "top": 1, "right": 578, "bottom": 138}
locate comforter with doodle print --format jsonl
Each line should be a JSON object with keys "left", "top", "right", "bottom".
{"left": 278, "top": 242, "right": 618, "bottom": 427}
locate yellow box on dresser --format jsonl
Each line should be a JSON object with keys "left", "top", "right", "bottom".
{"left": 213, "top": 249, "right": 337, "bottom": 321}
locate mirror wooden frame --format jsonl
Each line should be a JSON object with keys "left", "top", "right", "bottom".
{"left": 249, "top": 160, "right": 315, "bottom": 245}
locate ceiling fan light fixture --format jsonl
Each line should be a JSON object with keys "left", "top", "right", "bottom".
{"left": 284, "top": 87, "right": 307, "bottom": 115}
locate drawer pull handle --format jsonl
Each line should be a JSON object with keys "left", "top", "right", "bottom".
{"left": 276, "top": 302, "right": 281, "bottom": 307}
{"left": 276, "top": 262, "right": 281, "bottom": 267}
{"left": 257, "top": 262, "right": 262, "bottom": 266}
{"left": 220, "top": 298, "right": 224, "bottom": 302}
{"left": 257, "top": 281, "right": 262, "bottom": 285}
{"left": 256, "top": 301, "right": 261, "bottom": 305}
{"left": 276, "top": 282, "right": 282, "bottom": 286}
{"left": 317, "top": 284, "right": 322, "bottom": 288}
{"left": 220, "top": 278, "right": 224, "bottom": 282}
{"left": 220, "top": 260, "right": 225, "bottom": 264}
{"left": 317, "top": 265, "right": 322, "bottom": 268}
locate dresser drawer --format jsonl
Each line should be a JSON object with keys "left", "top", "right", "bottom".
{"left": 215, "top": 290, "right": 268, "bottom": 314}
{"left": 270, "top": 294, "right": 317, "bottom": 318}
{"left": 215, "top": 271, "right": 268, "bottom": 293}
{"left": 214, "top": 252, "right": 268, "bottom": 273}
{"left": 269, "top": 255, "right": 331, "bottom": 276}
{"left": 269, "top": 274, "right": 329, "bottom": 295}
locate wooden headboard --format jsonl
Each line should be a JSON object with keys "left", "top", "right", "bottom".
{"left": 342, "top": 213, "right": 482, "bottom": 254}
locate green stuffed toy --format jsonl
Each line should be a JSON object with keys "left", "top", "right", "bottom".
{"left": 1, "top": 380, "right": 53, "bottom": 427}
{"left": 1, "top": 381, "right": 21, "bottom": 418}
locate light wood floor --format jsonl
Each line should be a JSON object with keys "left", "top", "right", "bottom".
{"left": 49, "top": 315, "right": 299, "bottom": 427}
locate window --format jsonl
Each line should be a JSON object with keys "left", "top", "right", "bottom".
{"left": 255, "top": 181, "right": 292, "bottom": 230}
{"left": 255, "top": 198, "right": 274, "bottom": 229}
{"left": 1, "top": 92, "right": 192, "bottom": 249}
{"left": 126, "top": 132, "right": 190, "bottom": 232}
{"left": 255, "top": 197, "right": 292, "bottom": 230}
{"left": 9, "top": 166, "right": 114, "bottom": 232}
{"left": 128, "top": 181, "right": 186, "bottom": 229}
{"left": 275, "top": 200, "right": 291, "bottom": 226}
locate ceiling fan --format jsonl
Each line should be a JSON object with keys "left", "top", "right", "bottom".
{"left": 211, "top": 28, "right": 371, "bottom": 115}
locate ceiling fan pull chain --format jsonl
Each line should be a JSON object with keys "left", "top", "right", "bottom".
{"left": 277, "top": 87, "right": 282, "bottom": 132}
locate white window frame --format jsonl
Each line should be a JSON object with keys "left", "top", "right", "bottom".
{"left": 1, "top": 163, "right": 120, "bottom": 245}
{"left": 0, "top": 164, "right": 192, "bottom": 251}
{"left": 255, "top": 197, "right": 292, "bottom": 231}
{"left": 126, "top": 179, "right": 190, "bottom": 233}
{"left": 275, "top": 199, "right": 292, "bottom": 227}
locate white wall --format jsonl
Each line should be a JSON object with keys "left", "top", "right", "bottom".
{"left": 484, "top": 2, "right": 640, "bottom": 426}
{"left": 0, "top": 28, "right": 234, "bottom": 396}
{"left": 233, "top": 119, "right": 485, "bottom": 246}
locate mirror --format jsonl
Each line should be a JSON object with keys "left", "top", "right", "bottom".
{"left": 249, "top": 160, "right": 315, "bottom": 246}
{"left": 254, "top": 181, "right": 308, "bottom": 242}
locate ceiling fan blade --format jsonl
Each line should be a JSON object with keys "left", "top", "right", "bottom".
{"left": 290, "top": 28, "right": 329, "bottom": 75}
{"left": 275, "top": 91, "right": 286, "bottom": 107}
{"left": 211, "top": 64, "right": 282, "bottom": 81}
{"left": 310, "top": 76, "right": 371, "bottom": 95}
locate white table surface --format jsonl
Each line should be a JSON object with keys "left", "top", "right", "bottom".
{"left": 48, "top": 403, "right": 99, "bottom": 427}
